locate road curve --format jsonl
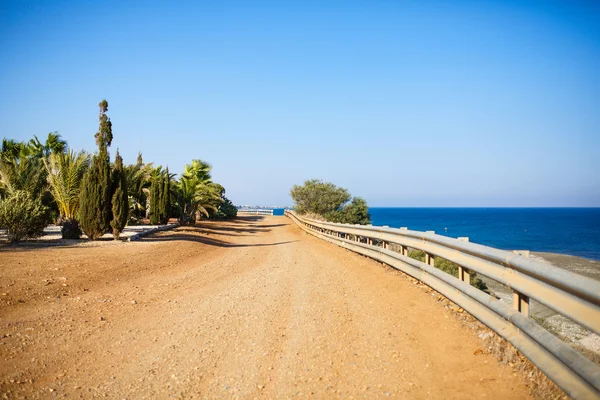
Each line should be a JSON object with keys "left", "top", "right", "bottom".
{"left": 0, "top": 216, "right": 532, "bottom": 399}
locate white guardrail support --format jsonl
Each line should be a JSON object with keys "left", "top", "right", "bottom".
{"left": 284, "top": 210, "right": 600, "bottom": 400}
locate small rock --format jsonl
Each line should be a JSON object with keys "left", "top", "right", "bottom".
{"left": 99, "top": 316, "right": 105, "bottom": 321}
{"left": 131, "top": 300, "right": 137, "bottom": 305}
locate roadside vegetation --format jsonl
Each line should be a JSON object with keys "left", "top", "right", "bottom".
{"left": 0, "top": 99, "right": 236, "bottom": 243}
{"left": 290, "top": 179, "right": 370, "bottom": 225}
{"left": 407, "top": 249, "right": 488, "bottom": 291}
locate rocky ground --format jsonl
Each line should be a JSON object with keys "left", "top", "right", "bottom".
{"left": 0, "top": 216, "right": 533, "bottom": 399}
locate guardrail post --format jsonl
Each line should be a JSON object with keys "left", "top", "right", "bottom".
{"left": 457, "top": 237, "right": 471, "bottom": 285}
{"left": 400, "top": 245, "right": 408, "bottom": 256}
{"left": 424, "top": 232, "right": 435, "bottom": 266}
{"left": 398, "top": 228, "right": 409, "bottom": 256}
{"left": 513, "top": 291, "right": 530, "bottom": 317}
{"left": 367, "top": 237, "right": 372, "bottom": 245}
{"left": 425, "top": 252, "right": 435, "bottom": 267}
{"left": 382, "top": 226, "right": 389, "bottom": 249}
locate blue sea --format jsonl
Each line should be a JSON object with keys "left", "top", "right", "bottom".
{"left": 365, "top": 208, "right": 600, "bottom": 261}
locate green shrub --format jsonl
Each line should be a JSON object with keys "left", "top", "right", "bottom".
{"left": 408, "top": 249, "right": 488, "bottom": 291}
{"left": 213, "top": 196, "right": 237, "bottom": 219}
{"left": 0, "top": 190, "right": 49, "bottom": 243}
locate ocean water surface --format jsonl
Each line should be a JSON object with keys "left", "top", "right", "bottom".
{"left": 367, "top": 208, "right": 600, "bottom": 260}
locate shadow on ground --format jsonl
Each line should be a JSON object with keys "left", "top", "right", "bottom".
{"left": 142, "top": 231, "right": 296, "bottom": 248}
{"left": 0, "top": 216, "right": 291, "bottom": 251}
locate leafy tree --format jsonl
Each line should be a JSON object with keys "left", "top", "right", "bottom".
{"left": 290, "top": 179, "right": 350, "bottom": 216}
{"left": 0, "top": 190, "right": 49, "bottom": 243}
{"left": 290, "top": 179, "right": 370, "bottom": 225}
{"left": 111, "top": 150, "right": 128, "bottom": 239}
{"left": 44, "top": 149, "right": 91, "bottom": 238}
{"left": 79, "top": 100, "right": 114, "bottom": 239}
{"left": 326, "top": 197, "right": 371, "bottom": 225}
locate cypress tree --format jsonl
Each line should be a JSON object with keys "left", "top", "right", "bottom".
{"left": 161, "top": 168, "right": 170, "bottom": 224}
{"left": 95, "top": 100, "right": 113, "bottom": 230}
{"left": 149, "top": 172, "right": 160, "bottom": 225}
{"left": 80, "top": 100, "right": 113, "bottom": 239}
{"left": 79, "top": 156, "right": 104, "bottom": 239}
{"left": 111, "top": 150, "right": 128, "bottom": 239}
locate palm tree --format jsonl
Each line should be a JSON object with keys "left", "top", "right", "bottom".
{"left": 177, "top": 159, "right": 222, "bottom": 223}
{"left": 124, "top": 153, "right": 154, "bottom": 220}
{"left": 44, "top": 149, "right": 91, "bottom": 220}
{"left": 0, "top": 141, "right": 46, "bottom": 199}
{"left": 1, "top": 134, "right": 68, "bottom": 199}
{"left": 182, "top": 159, "right": 212, "bottom": 183}
{"left": 29, "top": 132, "right": 67, "bottom": 159}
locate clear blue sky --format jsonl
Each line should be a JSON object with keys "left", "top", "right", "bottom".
{"left": 1, "top": 0, "right": 598, "bottom": 207}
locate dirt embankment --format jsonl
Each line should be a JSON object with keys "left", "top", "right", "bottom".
{"left": 1, "top": 216, "right": 534, "bottom": 399}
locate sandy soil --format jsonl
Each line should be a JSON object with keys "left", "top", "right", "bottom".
{"left": 0, "top": 216, "right": 532, "bottom": 399}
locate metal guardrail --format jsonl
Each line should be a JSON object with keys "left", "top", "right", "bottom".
{"left": 237, "top": 209, "right": 274, "bottom": 215}
{"left": 285, "top": 210, "right": 600, "bottom": 400}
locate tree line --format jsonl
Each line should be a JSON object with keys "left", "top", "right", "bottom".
{"left": 0, "top": 100, "right": 236, "bottom": 243}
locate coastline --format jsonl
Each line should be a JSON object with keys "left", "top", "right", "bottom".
{"left": 531, "top": 251, "right": 600, "bottom": 281}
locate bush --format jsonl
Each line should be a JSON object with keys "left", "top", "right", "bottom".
{"left": 0, "top": 190, "right": 49, "bottom": 243}
{"left": 213, "top": 196, "right": 237, "bottom": 219}
{"left": 408, "top": 249, "right": 488, "bottom": 291}
{"left": 61, "top": 219, "right": 82, "bottom": 239}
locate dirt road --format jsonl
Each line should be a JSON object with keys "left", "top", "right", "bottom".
{"left": 0, "top": 216, "right": 532, "bottom": 399}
